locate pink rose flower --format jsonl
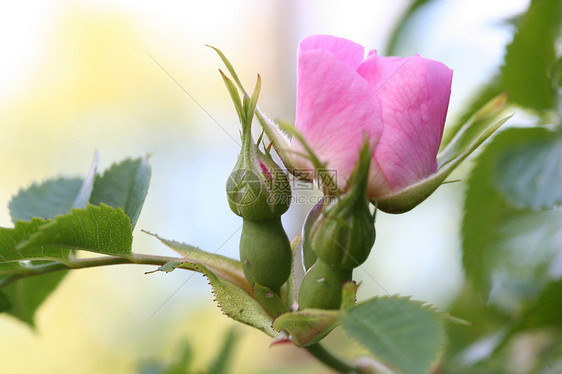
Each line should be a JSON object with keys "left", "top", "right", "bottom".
{"left": 291, "top": 35, "right": 453, "bottom": 200}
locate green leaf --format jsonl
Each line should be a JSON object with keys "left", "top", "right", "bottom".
{"left": 8, "top": 153, "right": 100, "bottom": 222}
{"left": 159, "top": 340, "right": 194, "bottom": 374}
{"left": 144, "top": 260, "right": 185, "bottom": 274}
{"left": 207, "top": 328, "right": 239, "bottom": 374}
{"left": 138, "top": 330, "right": 239, "bottom": 374}
{"left": 17, "top": 204, "right": 132, "bottom": 256}
{"left": 9, "top": 178, "right": 84, "bottom": 222}
{"left": 0, "top": 218, "right": 70, "bottom": 262}
{"left": 340, "top": 296, "right": 446, "bottom": 374}
{"left": 515, "top": 278, "right": 562, "bottom": 330}
{"left": 440, "top": 285, "right": 509, "bottom": 369}
{"left": 146, "top": 234, "right": 275, "bottom": 336}
{"left": 90, "top": 156, "right": 151, "bottom": 228}
{"left": 493, "top": 129, "right": 562, "bottom": 209}
{"left": 385, "top": 0, "right": 434, "bottom": 56}
{"left": 147, "top": 233, "right": 250, "bottom": 295}
{"left": 0, "top": 271, "right": 67, "bottom": 326}
{"left": 73, "top": 152, "right": 99, "bottom": 209}
{"left": 0, "top": 289, "right": 9, "bottom": 312}
{"left": 494, "top": 279, "right": 562, "bottom": 353}
{"left": 462, "top": 127, "right": 562, "bottom": 311}
{"left": 0, "top": 262, "right": 26, "bottom": 274}
{"left": 273, "top": 309, "right": 340, "bottom": 346}
{"left": 444, "top": 0, "right": 561, "bottom": 147}
{"left": 500, "top": 0, "right": 562, "bottom": 111}
{"left": 9, "top": 156, "right": 150, "bottom": 228}
{"left": 0, "top": 156, "right": 147, "bottom": 328}
{"left": 196, "top": 263, "right": 276, "bottom": 337}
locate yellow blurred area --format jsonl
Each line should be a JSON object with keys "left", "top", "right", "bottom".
{"left": 0, "top": 3, "right": 308, "bottom": 373}
{"left": 1, "top": 9, "right": 180, "bottom": 190}
{"left": 0, "top": 1, "right": 355, "bottom": 371}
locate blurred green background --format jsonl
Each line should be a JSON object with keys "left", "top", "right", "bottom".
{"left": 0, "top": 0, "right": 537, "bottom": 373}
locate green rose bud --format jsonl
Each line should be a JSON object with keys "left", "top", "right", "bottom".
{"left": 226, "top": 143, "right": 291, "bottom": 221}
{"left": 240, "top": 218, "right": 292, "bottom": 294}
{"left": 221, "top": 72, "right": 293, "bottom": 296}
{"left": 301, "top": 198, "right": 324, "bottom": 271}
{"left": 308, "top": 141, "right": 376, "bottom": 269}
{"left": 224, "top": 73, "right": 292, "bottom": 221}
{"left": 298, "top": 260, "right": 352, "bottom": 310}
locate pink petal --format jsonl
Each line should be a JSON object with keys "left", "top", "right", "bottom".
{"left": 293, "top": 48, "right": 388, "bottom": 192}
{"left": 357, "top": 54, "right": 453, "bottom": 193}
{"left": 299, "top": 35, "right": 365, "bottom": 70}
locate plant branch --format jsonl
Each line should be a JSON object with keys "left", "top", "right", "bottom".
{"left": 305, "top": 343, "right": 359, "bottom": 373}
{"left": 0, "top": 253, "right": 187, "bottom": 289}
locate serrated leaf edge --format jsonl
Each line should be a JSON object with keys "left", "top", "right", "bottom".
{"left": 344, "top": 295, "right": 452, "bottom": 374}
{"left": 194, "top": 263, "right": 277, "bottom": 337}
{"left": 15, "top": 204, "right": 132, "bottom": 254}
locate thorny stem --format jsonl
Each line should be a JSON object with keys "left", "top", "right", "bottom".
{"left": 0, "top": 253, "right": 195, "bottom": 289}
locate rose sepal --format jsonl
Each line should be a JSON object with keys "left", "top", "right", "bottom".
{"left": 221, "top": 72, "right": 292, "bottom": 220}
{"left": 307, "top": 139, "right": 376, "bottom": 268}
{"left": 376, "top": 94, "right": 512, "bottom": 213}
{"left": 208, "top": 45, "right": 299, "bottom": 172}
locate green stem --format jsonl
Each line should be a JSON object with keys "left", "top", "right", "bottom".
{"left": 0, "top": 253, "right": 184, "bottom": 289}
{"left": 1, "top": 252, "right": 359, "bottom": 373}
{"left": 305, "top": 343, "right": 358, "bottom": 373}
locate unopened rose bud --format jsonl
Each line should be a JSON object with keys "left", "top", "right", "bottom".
{"left": 307, "top": 141, "right": 376, "bottom": 269}
{"left": 301, "top": 198, "right": 325, "bottom": 271}
{"left": 298, "top": 260, "right": 352, "bottom": 310}
{"left": 221, "top": 72, "right": 292, "bottom": 295}
{"left": 225, "top": 74, "right": 291, "bottom": 221}
{"left": 226, "top": 146, "right": 291, "bottom": 221}
{"left": 240, "top": 218, "right": 292, "bottom": 293}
